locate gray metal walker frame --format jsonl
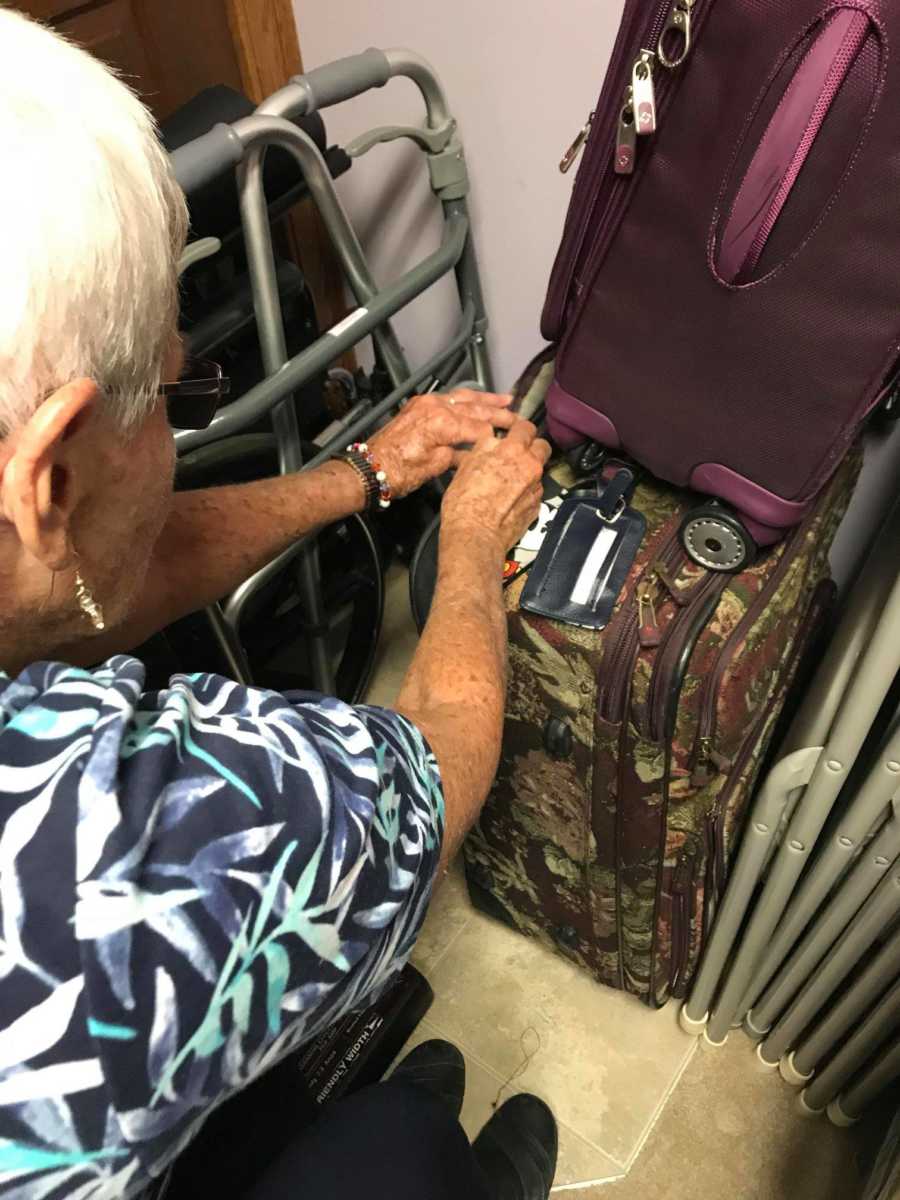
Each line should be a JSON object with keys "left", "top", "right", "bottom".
{"left": 169, "top": 48, "right": 494, "bottom": 695}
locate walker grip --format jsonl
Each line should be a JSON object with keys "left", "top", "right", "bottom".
{"left": 300, "top": 48, "right": 392, "bottom": 111}
{"left": 170, "top": 123, "right": 244, "bottom": 195}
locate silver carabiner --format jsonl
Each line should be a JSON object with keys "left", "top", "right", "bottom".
{"left": 658, "top": 1, "right": 694, "bottom": 71}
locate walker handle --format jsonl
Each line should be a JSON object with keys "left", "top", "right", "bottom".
{"left": 170, "top": 123, "right": 244, "bottom": 195}
{"left": 300, "top": 48, "right": 392, "bottom": 112}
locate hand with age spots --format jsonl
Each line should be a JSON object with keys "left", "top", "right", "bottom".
{"left": 440, "top": 420, "right": 552, "bottom": 558}
{"left": 367, "top": 389, "right": 521, "bottom": 500}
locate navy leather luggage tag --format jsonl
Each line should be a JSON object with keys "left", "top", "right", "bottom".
{"left": 520, "top": 469, "right": 646, "bottom": 630}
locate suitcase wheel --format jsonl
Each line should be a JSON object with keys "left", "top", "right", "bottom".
{"left": 552, "top": 925, "right": 580, "bottom": 950}
{"left": 566, "top": 442, "right": 606, "bottom": 476}
{"left": 543, "top": 717, "right": 574, "bottom": 760}
{"left": 680, "top": 504, "right": 757, "bottom": 573}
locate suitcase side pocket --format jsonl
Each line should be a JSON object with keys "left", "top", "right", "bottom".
{"left": 713, "top": 5, "right": 882, "bottom": 286}
{"left": 664, "top": 574, "right": 834, "bottom": 1012}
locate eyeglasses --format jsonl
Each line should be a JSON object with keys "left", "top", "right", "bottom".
{"left": 159, "top": 358, "right": 231, "bottom": 430}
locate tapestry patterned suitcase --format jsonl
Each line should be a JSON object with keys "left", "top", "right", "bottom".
{"left": 463, "top": 395, "right": 861, "bottom": 1007}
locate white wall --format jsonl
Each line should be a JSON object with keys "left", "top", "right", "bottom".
{"left": 294, "top": 0, "right": 899, "bottom": 586}
{"left": 292, "top": 0, "right": 624, "bottom": 390}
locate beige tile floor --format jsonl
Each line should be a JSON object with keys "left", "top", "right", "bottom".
{"left": 369, "top": 566, "right": 865, "bottom": 1196}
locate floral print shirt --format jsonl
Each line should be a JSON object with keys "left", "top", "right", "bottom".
{"left": 0, "top": 657, "right": 443, "bottom": 1198}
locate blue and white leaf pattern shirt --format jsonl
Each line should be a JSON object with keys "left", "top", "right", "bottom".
{"left": 0, "top": 656, "right": 444, "bottom": 1198}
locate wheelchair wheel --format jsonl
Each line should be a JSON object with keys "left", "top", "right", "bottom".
{"left": 680, "top": 503, "right": 757, "bottom": 573}
{"left": 409, "top": 514, "right": 441, "bottom": 634}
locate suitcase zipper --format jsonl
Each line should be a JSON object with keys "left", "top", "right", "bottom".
{"left": 631, "top": 50, "right": 659, "bottom": 139}
{"left": 690, "top": 510, "right": 818, "bottom": 787}
{"left": 646, "top": 585, "right": 721, "bottom": 1006}
{"left": 599, "top": 522, "right": 683, "bottom": 724}
{"left": 661, "top": 556, "right": 834, "bottom": 1000}
{"left": 669, "top": 838, "right": 698, "bottom": 995}
{"left": 556, "top": 0, "right": 657, "bottom": 177}
{"left": 704, "top": 576, "right": 835, "bottom": 916}
{"left": 645, "top": 564, "right": 729, "bottom": 742}
{"left": 558, "top": 0, "right": 700, "bottom": 175}
{"left": 556, "top": 0, "right": 714, "bottom": 330}
{"left": 560, "top": 112, "right": 597, "bottom": 176}
{"left": 623, "top": 0, "right": 697, "bottom": 164}
{"left": 553, "top": 0, "right": 687, "bottom": 305}
{"left": 614, "top": 88, "right": 638, "bottom": 176}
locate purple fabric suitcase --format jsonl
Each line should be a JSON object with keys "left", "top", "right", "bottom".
{"left": 543, "top": 0, "right": 899, "bottom": 546}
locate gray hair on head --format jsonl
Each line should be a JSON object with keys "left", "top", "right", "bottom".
{"left": 0, "top": 8, "right": 189, "bottom": 433}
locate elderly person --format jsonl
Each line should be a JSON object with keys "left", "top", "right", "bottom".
{"left": 0, "top": 8, "right": 558, "bottom": 1200}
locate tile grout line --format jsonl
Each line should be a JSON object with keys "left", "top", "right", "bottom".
{"left": 551, "top": 1169, "right": 628, "bottom": 1194}
{"left": 420, "top": 1009, "right": 634, "bottom": 1176}
{"left": 620, "top": 1036, "right": 699, "bottom": 1175}
{"left": 421, "top": 1021, "right": 521, "bottom": 1089}
{"left": 413, "top": 1016, "right": 628, "bottom": 1194}
{"left": 418, "top": 932, "right": 693, "bottom": 1178}
{"left": 414, "top": 898, "right": 701, "bottom": 1189}
{"left": 415, "top": 911, "right": 473, "bottom": 977}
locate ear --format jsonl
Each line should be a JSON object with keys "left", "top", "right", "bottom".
{"left": 0, "top": 379, "right": 101, "bottom": 572}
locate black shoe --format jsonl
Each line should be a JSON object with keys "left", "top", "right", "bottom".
{"left": 472, "top": 1094, "right": 558, "bottom": 1200}
{"left": 390, "top": 1039, "right": 466, "bottom": 1119}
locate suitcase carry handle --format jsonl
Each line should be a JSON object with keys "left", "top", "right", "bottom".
{"left": 717, "top": 6, "right": 875, "bottom": 284}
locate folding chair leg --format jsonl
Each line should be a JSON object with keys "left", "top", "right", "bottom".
{"left": 784, "top": 923, "right": 900, "bottom": 1086}
{"left": 705, "top": 571, "right": 900, "bottom": 1043}
{"left": 813, "top": 1025, "right": 900, "bottom": 1126}
{"left": 757, "top": 865, "right": 900, "bottom": 1066}
{"left": 680, "top": 748, "right": 820, "bottom": 1037}
{"left": 782, "top": 494, "right": 900, "bottom": 756}
{"left": 748, "top": 813, "right": 900, "bottom": 1039}
{"left": 745, "top": 727, "right": 900, "bottom": 1026}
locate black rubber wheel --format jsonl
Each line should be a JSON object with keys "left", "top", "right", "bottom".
{"left": 680, "top": 503, "right": 758, "bottom": 573}
{"left": 409, "top": 514, "right": 441, "bottom": 634}
{"left": 168, "top": 434, "right": 385, "bottom": 703}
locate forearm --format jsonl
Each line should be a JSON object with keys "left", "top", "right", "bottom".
{"left": 59, "top": 461, "right": 365, "bottom": 662}
{"left": 151, "top": 461, "right": 364, "bottom": 616}
{"left": 396, "top": 527, "right": 508, "bottom": 875}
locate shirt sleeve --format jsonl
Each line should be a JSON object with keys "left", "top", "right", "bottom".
{"left": 75, "top": 666, "right": 444, "bottom": 1173}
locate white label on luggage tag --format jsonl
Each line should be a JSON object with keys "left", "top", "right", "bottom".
{"left": 570, "top": 526, "right": 620, "bottom": 607}
{"left": 328, "top": 308, "right": 369, "bottom": 339}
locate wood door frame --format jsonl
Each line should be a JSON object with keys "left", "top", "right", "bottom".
{"left": 20, "top": 0, "right": 351, "bottom": 358}
{"left": 227, "top": 0, "right": 351, "bottom": 353}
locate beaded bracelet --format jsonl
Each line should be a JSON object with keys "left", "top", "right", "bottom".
{"left": 334, "top": 442, "right": 393, "bottom": 513}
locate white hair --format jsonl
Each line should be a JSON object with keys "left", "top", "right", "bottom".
{"left": 0, "top": 7, "right": 188, "bottom": 433}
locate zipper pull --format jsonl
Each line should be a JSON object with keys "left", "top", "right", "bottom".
{"left": 658, "top": 0, "right": 696, "bottom": 71}
{"left": 655, "top": 559, "right": 695, "bottom": 607}
{"left": 673, "top": 848, "right": 695, "bottom": 893}
{"left": 614, "top": 85, "right": 637, "bottom": 176}
{"left": 692, "top": 737, "right": 733, "bottom": 787}
{"left": 691, "top": 736, "right": 715, "bottom": 787}
{"left": 637, "top": 579, "right": 662, "bottom": 648}
{"left": 632, "top": 50, "right": 658, "bottom": 136}
{"left": 560, "top": 111, "right": 594, "bottom": 174}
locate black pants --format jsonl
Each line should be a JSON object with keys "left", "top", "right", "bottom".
{"left": 240, "top": 1080, "right": 493, "bottom": 1200}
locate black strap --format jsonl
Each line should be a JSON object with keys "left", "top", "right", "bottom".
{"left": 596, "top": 468, "right": 635, "bottom": 522}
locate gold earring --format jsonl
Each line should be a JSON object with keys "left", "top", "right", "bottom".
{"left": 75, "top": 571, "right": 106, "bottom": 632}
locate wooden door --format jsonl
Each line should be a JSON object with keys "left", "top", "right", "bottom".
{"left": 15, "top": 0, "right": 350, "bottom": 341}
{"left": 27, "top": 0, "right": 244, "bottom": 122}
{"left": 225, "top": 0, "right": 352, "bottom": 346}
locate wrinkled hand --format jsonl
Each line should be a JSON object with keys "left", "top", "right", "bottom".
{"left": 441, "top": 420, "right": 552, "bottom": 557}
{"left": 367, "top": 389, "right": 519, "bottom": 499}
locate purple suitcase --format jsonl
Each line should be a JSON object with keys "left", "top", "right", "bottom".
{"left": 543, "top": 0, "right": 898, "bottom": 551}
